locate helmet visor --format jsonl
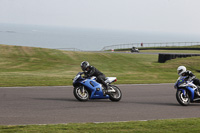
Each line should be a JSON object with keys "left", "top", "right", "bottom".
{"left": 178, "top": 70, "right": 183, "bottom": 75}
{"left": 81, "top": 66, "right": 86, "bottom": 71}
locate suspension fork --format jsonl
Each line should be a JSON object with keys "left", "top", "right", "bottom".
{"left": 80, "top": 86, "right": 85, "bottom": 93}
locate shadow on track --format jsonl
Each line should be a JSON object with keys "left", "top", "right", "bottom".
{"left": 120, "top": 100, "right": 179, "bottom": 106}
{"left": 133, "top": 101, "right": 179, "bottom": 106}
{"left": 32, "top": 98, "right": 113, "bottom": 102}
{"left": 122, "top": 101, "right": 200, "bottom": 106}
{"left": 33, "top": 98, "right": 77, "bottom": 102}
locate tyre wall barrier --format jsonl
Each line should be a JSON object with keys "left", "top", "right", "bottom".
{"left": 158, "top": 53, "right": 200, "bottom": 63}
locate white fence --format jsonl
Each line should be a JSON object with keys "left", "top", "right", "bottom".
{"left": 101, "top": 42, "right": 200, "bottom": 51}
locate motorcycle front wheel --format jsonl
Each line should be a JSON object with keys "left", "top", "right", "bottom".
{"left": 109, "top": 85, "right": 122, "bottom": 102}
{"left": 73, "top": 86, "right": 89, "bottom": 101}
{"left": 176, "top": 89, "right": 190, "bottom": 106}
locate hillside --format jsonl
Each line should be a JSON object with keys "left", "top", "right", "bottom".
{"left": 0, "top": 44, "right": 200, "bottom": 87}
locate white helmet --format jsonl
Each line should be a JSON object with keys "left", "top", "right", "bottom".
{"left": 177, "top": 66, "right": 186, "bottom": 76}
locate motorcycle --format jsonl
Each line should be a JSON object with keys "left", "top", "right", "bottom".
{"left": 174, "top": 76, "right": 200, "bottom": 106}
{"left": 72, "top": 72, "right": 122, "bottom": 101}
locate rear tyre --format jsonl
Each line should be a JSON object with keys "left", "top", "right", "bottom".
{"left": 73, "top": 86, "right": 89, "bottom": 101}
{"left": 109, "top": 85, "right": 122, "bottom": 102}
{"left": 176, "top": 90, "right": 190, "bottom": 106}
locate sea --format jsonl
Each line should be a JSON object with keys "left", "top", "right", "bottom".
{"left": 0, "top": 23, "right": 199, "bottom": 51}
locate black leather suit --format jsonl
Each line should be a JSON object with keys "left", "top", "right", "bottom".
{"left": 184, "top": 70, "right": 200, "bottom": 86}
{"left": 84, "top": 66, "right": 108, "bottom": 89}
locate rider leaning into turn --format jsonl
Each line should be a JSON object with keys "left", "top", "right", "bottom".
{"left": 177, "top": 66, "right": 200, "bottom": 95}
{"left": 80, "top": 61, "right": 109, "bottom": 93}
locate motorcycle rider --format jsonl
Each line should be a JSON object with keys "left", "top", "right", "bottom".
{"left": 80, "top": 61, "right": 110, "bottom": 94}
{"left": 177, "top": 66, "right": 200, "bottom": 95}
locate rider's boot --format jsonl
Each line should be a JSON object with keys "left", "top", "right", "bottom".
{"left": 103, "top": 85, "right": 115, "bottom": 96}
{"left": 107, "top": 86, "right": 115, "bottom": 93}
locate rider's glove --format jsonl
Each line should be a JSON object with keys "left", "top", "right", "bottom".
{"left": 174, "top": 81, "right": 178, "bottom": 89}
{"left": 174, "top": 85, "right": 177, "bottom": 89}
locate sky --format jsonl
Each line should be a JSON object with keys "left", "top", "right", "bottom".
{"left": 0, "top": 0, "right": 200, "bottom": 35}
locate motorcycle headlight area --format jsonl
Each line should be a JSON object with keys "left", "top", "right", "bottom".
{"left": 73, "top": 75, "right": 80, "bottom": 83}
{"left": 178, "top": 83, "right": 187, "bottom": 87}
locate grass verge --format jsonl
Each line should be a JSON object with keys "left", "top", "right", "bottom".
{"left": 1, "top": 44, "right": 200, "bottom": 86}
{"left": 0, "top": 118, "right": 200, "bottom": 132}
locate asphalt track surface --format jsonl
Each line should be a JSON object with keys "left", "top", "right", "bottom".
{"left": 1, "top": 84, "right": 200, "bottom": 125}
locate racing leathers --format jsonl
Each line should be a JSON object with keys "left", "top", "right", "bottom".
{"left": 84, "top": 66, "right": 108, "bottom": 89}
{"left": 183, "top": 70, "right": 200, "bottom": 86}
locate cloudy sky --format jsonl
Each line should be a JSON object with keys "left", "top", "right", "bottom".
{"left": 0, "top": 0, "right": 200, "bottom": 35}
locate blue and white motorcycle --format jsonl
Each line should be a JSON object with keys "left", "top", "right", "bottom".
{"left": 73, "top": 72, "right": 122, "bottom": 101}
{"left": 174, "top": 76, "right": 200, "bottom": 106}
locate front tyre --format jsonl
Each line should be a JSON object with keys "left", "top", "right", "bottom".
{"left": 73, "top": 86, "right": 89, "bottom": 101}
{"left": 109, "top": 85, "right": 122, "bottom": 102}
{"left": 176, "top": 89, "right": 190, "bottom": 106}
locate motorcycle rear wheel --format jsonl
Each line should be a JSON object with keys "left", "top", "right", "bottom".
{"left": 176, "top": 90, "right": 190, "bottom": 106}
{"left": 73, "top": 86, "right": 89, "bottom": 101}
{"left": 109, "top": 85, "right": 122, "bottom": 102}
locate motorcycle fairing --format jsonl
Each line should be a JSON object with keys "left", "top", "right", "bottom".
{"left": 176, "top": 76, "right": 196, "bottom": 101}
{"left": 80, "top": 78, "right": 109, "bottom": 99}
{"left": 178, "top": 86, "right": 195, "bottom": 101}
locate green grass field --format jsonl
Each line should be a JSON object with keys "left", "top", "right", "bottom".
{"left": 1, "top": 44, "right": 200, "bottom": 87}
{"left": 1, "top": 118, "right": 200, "bottom": 132}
